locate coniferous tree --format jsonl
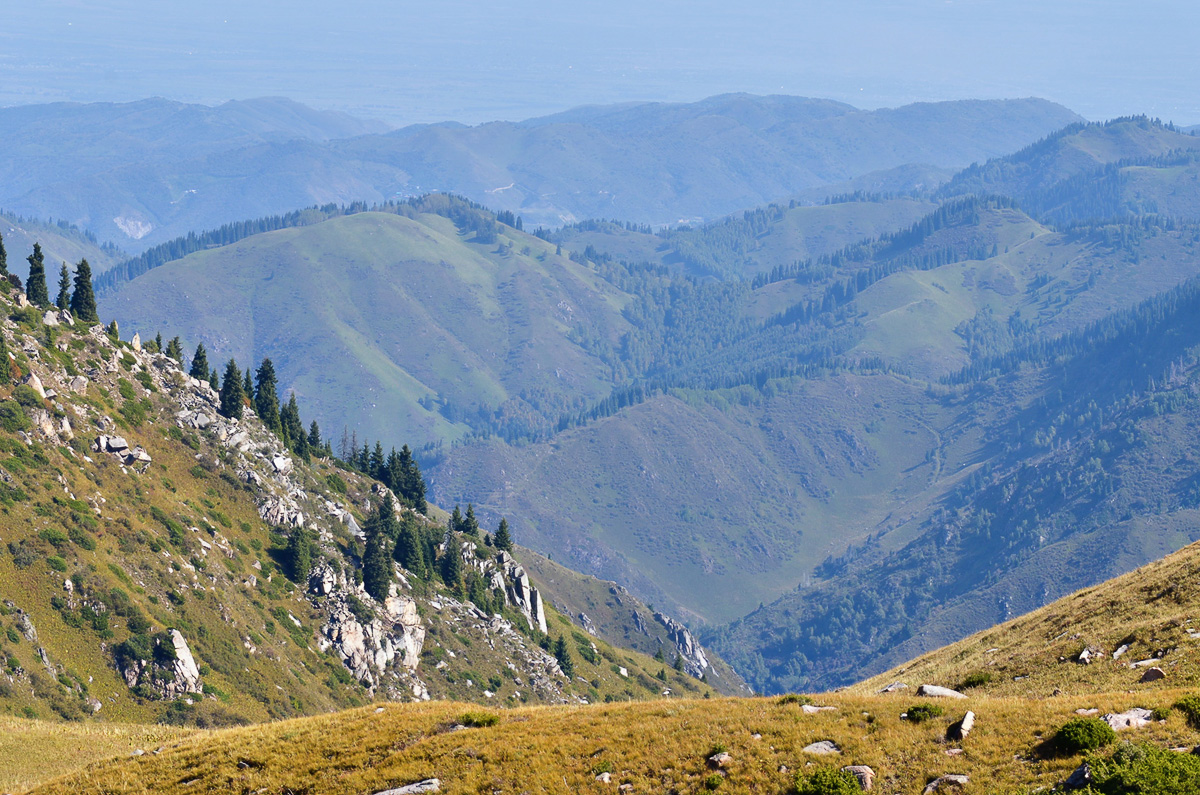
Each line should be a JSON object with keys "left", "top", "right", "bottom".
{"left": 189, "top": 343, "right": 210, "bottom": 382}
{"left": 369, "top": 441, "right": 385, "bottom": 480}
{"left": 396, "top": 444, "right": 426, "bottom": 513}
{"left": 280, "top": 393, "right": 303, "bottom": 447}
{"left": 106, "top": 320, "right": 119, "bottom": 340}
{"left": 0, "top": 334, "right": 11, "bottom": 384}
{"left": 449, "top": 505, "right": 463, "bottom": 534}
{"left": 308, "top": 421, "right": 322, "bottom": 452}
{"left": 362, "top": 497, "right": 396, "bottom": 600}
{"left": 166, "top": 337, "right": 183, "bottom": 364}
{"left": 0, "top": 231, "right": 7, "bottom": 276}
{"left": 154, "top": 332, "right": 163, "bottom": 353}
{"left": 243, "top": 369, "right": 254, "bottom": 408}
{"left": 463, "top": 504, "right": 480, "bottom": 537}
{"left": 553, "top": 635, "right": 575, "bottom": 677}
{"left": 208, "top": 369, "right": 219, "bottom": 391}
{"left": 254, "top": 358, "right": 280, "bottom": 431}
{"left": 440, "top": 535, "right": 463, "bottom": 590}
{"left": 494, "top": 518, "right": 513, "bottom": 552}
{"left": 55, "top": 263, "right": 71, "bottom": 310}
{"left": 218, "top": 359, "right": 244, "bottom": 419}
{"left": 287, "top": 526, "right": 312, "bottom": 585}
{"left": 25, "top": 244, "right": 49, "bottom": 307}
{"left": 394, "top": 513, "right": 427, "bottom": 579}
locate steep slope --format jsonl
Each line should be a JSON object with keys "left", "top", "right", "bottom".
{"left": 854, "top": 536, "right": 1200, "bottom": 699}
{"left": 0, "top": 284, "right": 740, "bottom": 732}
{"left": 0, "top": 95, "right": 1080, "bottom": 247}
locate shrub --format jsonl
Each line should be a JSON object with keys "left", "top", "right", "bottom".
{"left": 1087, "top": 742, "right": 1200, "bottom": 793}
{"left": 0, "top": 401, "right": 29, "bottom": 432}
{"left": 905, "top": 704, "right": 944, "bottom": 723}
{"left": 959, "top": 671, "right": 992, "bottom": 689}
{"left": 703, "top": 773, "right": 724, "bottom": 790}
{"left": 777, "top": 693, "right": 813, "bottom": 706}
{"left": 11, "top": 385, "right": 43, "bottom": 408}
{"left": 1176, "top": 694, "right": 1200, "bottom": 729}
{"left": 591, "top": 761, "right": 614, "bottom": 775}
{"left": 794, "top": 768, "right": 862, "bottom": 795}
{"left": 458, "top": 711, "right": 499, "bottom": 727}
{"left": 1053, "top": 717, "right": 1116, "bottom": 755}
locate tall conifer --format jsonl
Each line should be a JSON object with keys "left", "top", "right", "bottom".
{"left": 55, "top": 263, "right": 71, "bottom": 309}
{"left": 254, "top": 358, "right": 280, "bottom": 431}
{"left": 189, "top": 343, "right": 210, "bottom": 382}
{"left": 218, "top": 359, "right": 244, "bottom": 419}
{"left": 25, "top": 244, "right": 48, "bottom": 306}
{"left": 69, "top": 258, "right": 99, "bottom": 323}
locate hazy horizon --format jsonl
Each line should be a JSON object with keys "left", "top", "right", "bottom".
{"left": 3, "top": 0, "right": 1197, "bottom": 127}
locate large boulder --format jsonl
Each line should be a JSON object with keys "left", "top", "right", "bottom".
{"left": 1102, "top": 708, "right": 1154, "bottom": 730}
{"left": 802, "top": 740, "right": 840, "bottom": 755}
{"left": 917, "top": 684, "right": 967, "bottom": 699}
{"left": 947, "top": 711, "right": 975, "bottom": 741}
{"left": 842, "top": 766, "right": 875, "bottom": 791}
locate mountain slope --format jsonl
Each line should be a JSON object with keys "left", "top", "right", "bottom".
{"left": 0, "top": 95, "right": 1080, "bottom": 248}
{"left": 1, "top": 213, "right": 125, "bottom": 281}
{"left": 0, "top": 282, "right": 743, "bottom": 734}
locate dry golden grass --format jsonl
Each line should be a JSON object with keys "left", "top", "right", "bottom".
{"left": 854, "top": 539, "right": 1200, "bottom": 700}
{"left": 0, "top": 717, "right": 194, "bottom": 793}
{"left": 21, "top": 687, "right": 1200, "bottom": 794}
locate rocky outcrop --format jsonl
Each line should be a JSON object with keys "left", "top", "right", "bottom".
{"left": 802, "top": 740, "right": 840, "bottom": 754}
{"left": 1103, "top": 707, "right": 1154, "bottom": 730}
{"left": 374, "top": 780, "right": 440, "bottom": 795}
{"left": 318, "top": 588, "right": 426, "bottom": 693}
{"left": 260, "top": 495, "right": 305, "bottom": 528}
{"left": 492, "top": 551, "right": 548, "bottom": 634}
{"left": 654, "top": 611, "right": 709, "bottom": 677}
{"left": 120, "top": 629, "right": 203, "bottom": 699}
{"left": 91, "top": 434, "right": 152, "bottom": 467}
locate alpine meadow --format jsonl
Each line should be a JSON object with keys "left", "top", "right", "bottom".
{"left": 4, "top": 3, "right": 1200, "bottom": 794}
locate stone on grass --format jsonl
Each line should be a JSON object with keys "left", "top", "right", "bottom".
{"left": 1102, "top": 708, "right": 1154, "bottom": 730}
{"left": 841, "top": 765, "right": 875, "bottom": 790}
{"left": 917, "top": 684, "right": 966, "bottom": 699}
{"left": 707, "top": 752, "right": 733, "bottom": 769}
{"left": 879, "top": 681, "right": 908, "bottom": 693}
{"left": 923, "top": 774, "right": 969, "bottom": 794}
{"left": 802, "top": 740, "right": 840, "bottom": 755}
{"left": 947, "top": 711, "right": 975, "bottom": 741}
{"left": 1139, "top": 667, "right": 1166, "bottom": 683}
{"left": 373, "top": 780, "right": 440, "bottom": 795}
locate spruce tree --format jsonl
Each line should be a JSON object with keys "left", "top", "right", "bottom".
{"left": 308, "top": 421, "right": 322, "bottom": 451}
{"left": 106, "top": 320, "right": 119, "bottom": 340}
{"left": 394, "top": 514, "right": 427, "bottom": 579}
{"left": 208, "top": 368, "right": 219, "bottom": 391}
{"left": 154, "top": 332, "right": 163, "bottom": 353}
{"left": 218, "top": 359, "right": 244, "bottom": 419}
{"left": 0, "top": 333, "right": 11, "bottom": 384}
{"left": 25, "top": 243, "right": 48, "bottom": 306}
{"left": 0, "top": 231, "right": 7, "bottom": 276}
{"left": 440, "top": 535, "right": 463, "bottom": 590}
{"left": 673, "top": 652, "right": 684, "bottom": 672}
{"left": 449, "top": 505, "right": 463, "bottom": 534}
{"left": 55, "top": 263, "right": 70, "bottom": 310}
{"left": 362, "top": 497, "right": 395, "bottom": 600}
{"left": 189, "top": 343, "right": 210, "bottom": 382}
{"left": 166, "top": 337, "right": 183, "bottom": 364}
{"left": 281, "top": 393, "right": 303, "bottom": 447}
{"left": 287, "top": 526, "right": 312, "bottom": 585}
{"left": 494, "top": 518, "right": 513, "bottom": 552}
{"left": 369, "top": 442, "right": 385, "bottom": 480}
{"left": 464, "top": 504, "right": 480, "bottom": 537}
{"left": 243, "top": 369, "right": 254, "bottom": 408}
{"left": 69, "top": 258, "right": 99, "bottom": 322}
{"left": 254, "top": 358, "right": 280, "bottom": 431}
{"left": 553, "top": 636, "right": 575, "bottom": 677}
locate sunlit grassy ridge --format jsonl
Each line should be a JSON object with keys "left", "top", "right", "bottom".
{"left": 21, "top": 687, "right": 1200, "bottom": 794}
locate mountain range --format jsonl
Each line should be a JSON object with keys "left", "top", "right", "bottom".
{"left": 0, "top": 94, "right": 1079, "bottom": 251}
{"left": 85, "top": 114, "right": 1200, "bottom": 700}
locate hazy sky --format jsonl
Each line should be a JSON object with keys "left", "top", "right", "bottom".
{"left": 2, "top": 0, "right": 1196, "bottom": 126}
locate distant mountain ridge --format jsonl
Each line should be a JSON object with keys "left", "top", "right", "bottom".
{"left": 0, "top": 94, "right": 1080, "bottom": 249}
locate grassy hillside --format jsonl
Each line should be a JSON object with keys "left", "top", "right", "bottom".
{"left": 855, "top": 537, "right": 1200, "bottom": 699}
{"left": 21, "top": 688, "right": 1200, "bottom": 794}
{"left": 0, "top": 278, "right": 740, "bottom": 738}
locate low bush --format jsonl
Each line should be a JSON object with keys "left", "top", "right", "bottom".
{"left": 1176, "top": 694, "right": 1200, "bottom": 729}
{"left": 1086, "top": 742, "right": 1200, "bottom": 793}
{"left": 794, "top": 768, "right": 861, "bottom": 795}
{"left": 458, "top": 711, "right": 499, "bottom": 728}
{"left": 1052, "top": 717, "right": 1116, "bottom": 755}
{"left": 905, "top": 704, "right": 944, "bottom": 723}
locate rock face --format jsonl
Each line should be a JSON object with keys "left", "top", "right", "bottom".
{"left": 260, "top": 495, "right": 305, "bottom": 528}
{"left": 917, "top": 684, "right": 967, "bottom": 699}
{"left": 319, "top": 590, "right": 426, "bottom": 690}
{"left": 120, "top": 629, "right": 203, "bottom": 699}
{"left": 842, "top": 766, "right": 875, "bottom": 791}
{"left": 494, "top": 551, "right": 549, "bottom": 634}
{"left": 1102, "top": 707, "right": 1154, "bottom": 730}
{"left": 653, "top": 611, "right": 710, "bottom": 678}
